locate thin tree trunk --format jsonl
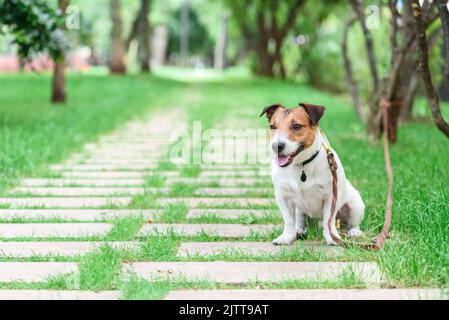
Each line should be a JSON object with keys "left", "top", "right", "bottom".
{"left": 413, "top": 0, "right": 449, "bottom": 138}
{"left": 342, "top": 16, "right": 363, "bottom": 121}
{"left": 350, "top": 0, "right": 380, "bottom": 93}
{"left": 52, "top": 0, "right": 69, "bottom": 104}
{"left": 214, "top": 12, "right": 228, "bottom": 70}
{"left": 437, "top": 0, "right": 449, "bottom": 94}
{"left": 138, "top": 0, "right": 151, "bottom": 72}
{"left": 180, "top": 0, "right": 189, "bottom": 67}
{"left": 110, "top": 0, "right": 126, "bottom": 74}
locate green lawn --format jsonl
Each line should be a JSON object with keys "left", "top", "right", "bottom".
{"left": 0, "top": 69, "right": 448, "bottom": 296}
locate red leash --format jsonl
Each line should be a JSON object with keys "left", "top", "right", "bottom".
{"left": 323, "top": 101, "right": 393, "bottom": 250}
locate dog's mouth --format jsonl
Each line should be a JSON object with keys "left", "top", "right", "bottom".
{"left": 276, "top": 144, "right": 303, "bottom": 167}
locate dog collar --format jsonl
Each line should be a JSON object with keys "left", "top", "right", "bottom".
{"left": 300, "top": 149, "right": 320, "bottom": 166}
{"left": 295, "top": 148, "right": 320, "bottom": 182}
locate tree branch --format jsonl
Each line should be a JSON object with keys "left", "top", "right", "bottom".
{"left": 412, "top": 0, "right": 449, "bottom": 138}
{"left": 350, "top": 0, "right": 380, "bottom": 93}
{"left": 342, "top": 16, "right": 363, "bottom": 121}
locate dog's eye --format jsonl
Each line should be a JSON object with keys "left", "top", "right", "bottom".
{"left": 293, "top": 124, "right": 303, "bottom": 130}
{"left": 270, "top": 124, "right": 277, "bottom": 130}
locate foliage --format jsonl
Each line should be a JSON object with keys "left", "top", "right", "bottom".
{"left": 0, "top": 0, "right": 68, "bottom": 59}
{"left": 166, "top": 6, "right": 214, "bottom": 63}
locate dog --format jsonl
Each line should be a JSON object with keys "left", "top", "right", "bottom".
{"left": 260, "top": 103, "right": 365, "bottom": 246}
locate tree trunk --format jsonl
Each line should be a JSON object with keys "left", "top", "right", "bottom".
{"left": 413, "top": 0, "right": 449, "bottom": 138}
{"left": 138, "top": 0, "right": 151, "bottom": 72}
{"left": 214, "top": 12, "right": 228, "bottom": 70}
{"left": 52, "top": 0, "right": 69, "bottom": 104}
{"left": 180, "top": 0, "right": 189, "bottom": 67}
{"left": 110, "top": 0, "right": 126, "bottom": 74}
{"left": 437, "top": 0, "right": 449, "bottom": 94}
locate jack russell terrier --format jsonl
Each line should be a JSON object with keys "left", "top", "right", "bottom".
{"left": 260, "top": 103, "right": 365, "bottom": 246}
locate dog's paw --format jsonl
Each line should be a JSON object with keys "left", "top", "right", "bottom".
{"left": 348, "top": 228, "right": 363, "bottom": 238}
{"left": 272, "top": 233, "right": 296, "bottom": 246}
{"left": 324, "top": 232, "right": 342, "bottom": 246}
{"left": 296, "top": 228, "right": 307, "bottom": 240}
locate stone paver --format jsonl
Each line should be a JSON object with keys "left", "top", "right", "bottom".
{"left": 60, "top": 171, "right": 145, "bottom": 178}
{"left": 0, "top": 241, "right": 140, "bottom": 257}
{"left": 165, "top": 288, "right": 448, "bottom": 300}
{"left": 165, "top": 177, "right": 271, "bottom": 187}
{"left": 200, "top": 165, "right": 259, "bottom": 170}
{"left": 60, "top": 171, "right": 177, "bottom": 178}
{"left": 11, "top": 187, "right": 165, "bottom": 197}
{"left": 50, "top": 163, "right": 157, "bottom": 171}
{"left": 0, "top": 262, "right": 78, "bottom": 282}
{"left": 156, "top": 197, "right": 275, "bottom": 207}
{"left": 194, "top": 188, "right": 272, "bottom": 196}
{"left": 187, "top": 209, "right": 277, "bottom": 219}
{"left": 138, "top": 223, "right": 276, "bottom": 238}
{"left": 0, "top": 290, "right": 120, "bottom": 300}
{"left": 73, "top": 159, "right": 158, "bottom": 164}
{"left": 0, "top": 223, "right": 112, "bottom": 238}
{"left": 20, "top": 178, "right": 146, "bottom": 187}
{"left": 0, "top": 197, "right": 131, "bottom": 208}
{"left": 199, "top": 170, "right": 259, "bottom": 178}
{"left": 125, "top": 262, "right": 381, "bottom": 285}
{"left": 0, "top": 209, "right": 158, "bottom": 221}
{"left": 177, "top": 242, "right": 341, "bottom": 258}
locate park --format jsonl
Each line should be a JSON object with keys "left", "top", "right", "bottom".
{"left": 0, "top": 0, "right": 448, "bottom": 302}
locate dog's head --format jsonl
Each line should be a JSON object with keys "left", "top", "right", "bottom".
{"left": 260, "top": 103, "right": 326, "bottom": 167}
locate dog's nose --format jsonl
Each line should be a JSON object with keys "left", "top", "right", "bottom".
{"left": 272, "top": 141, "right": 285, "bottom": 153}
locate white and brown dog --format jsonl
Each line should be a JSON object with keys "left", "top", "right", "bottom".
{"left": 260, "top": 103, "right": 365, "bottom": 246}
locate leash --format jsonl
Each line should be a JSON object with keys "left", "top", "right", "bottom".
{"left": 319, "top": 101, "right": 393, "bottom": 250}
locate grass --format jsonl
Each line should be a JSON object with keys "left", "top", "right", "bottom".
{"left": 0, "top": 73, "right": 184, "bottom": 192}
{"left": 0, "top": 68, "right": 448, "bottom": 298}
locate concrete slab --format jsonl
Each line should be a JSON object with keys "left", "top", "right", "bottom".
{"left": 194, "top": 188, "right": 272, "bottom": 196}
{"left": 176, "top": 242, "right": 341, "bottom": 258}
{"left": 0, "top": 223, "right": 112, "bottom": 238}
{"left": 156, "top": 198, "right": 275, "bottom": 207}
{"left": 0, "top": 262, "right": 78, "bottom": 282}
{"left": 19, "top": 178, "right": 146, "bottom": 187}
{"left": 165, "top": 177, "right": 270, "bottom": 187}
{"left": 0, "top": 209, "right": 158, "bottom": 221}
{"left": 0, "top": 290, "right": 120, "bottom": 300}
{"left": 11, "top": 187, "right": 162, "bottom": 197}
{"left": 165, "top": 288, "right": 448, "bottom": 300}
{"left": 0, "top": 241, "right": 140, "bottom": 257}
{"left": 50, "top": 164, "right": 157, "bottom": 171}
{"left": 187, "top": 209, "right": 277, "bottom": 219}
{"left": 138, "top": 223, "right": 276, "bottom": 238}
{"left": 0, "top": 197, "right": 132, "bottom": 208}
{"left": 125, "top": 261, "right": 381, "bottom": 285}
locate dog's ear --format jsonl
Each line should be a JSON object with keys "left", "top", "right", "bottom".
{"left": 260, "top": 104, "right": 283, "bottom": 121}
{"left": 299, "top": 103, "right": 326, "bottom": 125}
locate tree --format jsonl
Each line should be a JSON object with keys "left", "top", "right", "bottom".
{"left": 180, "top": 0, "right": 189, "bottom": 67}
{"left": 0, "top": 0, "right": 68, "bottom": 103}
{"left": 346, "top": 0, "right": 441, "bottom": 142}
{"left": 110, "top": 0, "right": 126, "bottom": 74}
{"left": 52, "top": 0, "right": 69, "bottom": 104}
{"left": 214, "top": 12, "right": 228, "bottom": 70}
{"left": 226, "top": 0, "right": 305, "bottom": 78}
{"left": 126, "top": 0, "right": 152, "bottom": 72}
{"left": 412, "top": 0, "right": 449, "bottom": 139}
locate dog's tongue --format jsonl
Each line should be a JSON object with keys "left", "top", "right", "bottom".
{"left": 276, "top": 155, "right": 290, "bottom": 167}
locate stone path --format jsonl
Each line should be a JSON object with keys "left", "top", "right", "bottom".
{"left": 0, "top": 110, "right": 444, "bottom": 300}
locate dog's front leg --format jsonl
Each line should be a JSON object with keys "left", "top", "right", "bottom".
{"left": 272, "top": 193, "right": 296, "bottom": 245}
{"left": 295, "top": 207, "right": 307, "bottom": 239}
{"left": 322, "top": 199, "right": 343, "bottom": 246}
